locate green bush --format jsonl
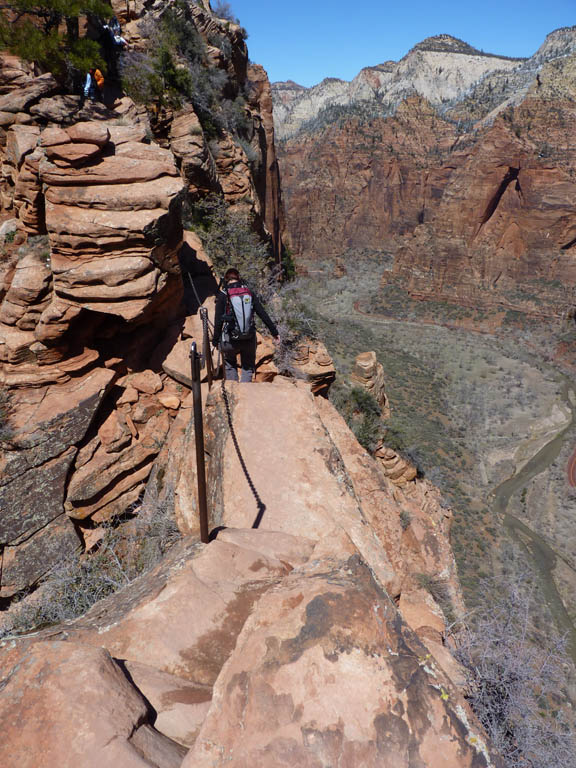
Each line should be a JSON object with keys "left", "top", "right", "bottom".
{"left": 0, "top": 1, "right": 109, "bottom": 80}
{"left": 183, "top": 193, "right": 271, "bottom": 290}
{"left": 331, "top": 384, "right": 384, "bottom": 452}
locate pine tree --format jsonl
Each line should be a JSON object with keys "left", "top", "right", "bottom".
{"left": 0, "top": 0, "right": 111, "bottom": 79}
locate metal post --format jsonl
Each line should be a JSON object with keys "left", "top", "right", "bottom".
{"left": 190, "top": 341, "right": 210, "bottom": 544}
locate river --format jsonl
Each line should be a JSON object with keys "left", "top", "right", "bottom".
{"left": 492, "top": 377, "right": 576, "bottom": 664}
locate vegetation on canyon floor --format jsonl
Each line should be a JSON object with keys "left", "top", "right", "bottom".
{"left": 455, "top": 558, "right": 576, "bottom": 767}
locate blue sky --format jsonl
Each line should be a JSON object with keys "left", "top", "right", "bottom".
{"left": 228, "top": 0, "right": 574, "bottom": 87}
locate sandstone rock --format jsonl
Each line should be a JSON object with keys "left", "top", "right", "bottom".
{"left": 169, "top": 109, "right": 219, "bottom": 195}
{"left": 211, "top": 131, "right": 256, "bottom": 206}
{"left": 184, "top": 555, "right": 497, "bottom": 768}
{"left": 217, "top": 378, "right": 398, "bottom": 591}
{"left": 108, "top": 125, "right": 148, "bottom": 145}
{"left": 142, "top": 391, "right": 193, "bottom": 534}
{"left": 129, "top": 369, "right": 163, "bottom": 394}
{"left": 292, "top": 339, "right": 335, "bottom": 395}
{"left": 123, "top": 660, "right": 212, "bottom": 747}
{"left": 30, "top": 94, "right": 83, "bottom": 122}
{"left": 0, "top": 368, "right": 115, "bottom": 546}
{"left": 40, "top": 154, "right": 179, "bottom": 186}
{"left": 158, "top": 393, "right": 180, "bottom": 409}
{"left": 74, "top": 531, "right": 302, "bottom": 683}
{"left": 65, "top": 411, "right": 171, "bottom": 521}
{"left": 374, "top": 443, "right": 418, "bottom": 485}
{"left": 0, "top": 512, "right": 80, "bottom": 596}
{"left": 44, "top": 175, "right": 184, "bottom": 210}
{"left": 45, "top": 142, "right": 103, "bottom": 166}
{"left": 130, "top": 396, "right": 163, "bottom": 423}
{"left": 0, "top": 218, "right": 18, "bottom": 238}
{"left": 39, "top": 126, "right": 72, "bottom": 147}
{"left": 66, "top": 122, "right": 110, "bottom": 146}
{"left": 0, "top": 641, "right": 186, "bottom": 768}
{"left": 0, "top": 251, "right": 51, "bottom": 313}
{"left": 351, "top": 350, "right": 390, "bottom": 415}
{"left": 5, "top": 125, "right": 39, "bottom": 169}
{"left": 118, "top": 384, "right": 139, "bottom": 404}
{"left": 98, "top": 409, "right": 132, "bottom": 453}
{"left": 0, "top": 73, "right": 58, "bottom": 113}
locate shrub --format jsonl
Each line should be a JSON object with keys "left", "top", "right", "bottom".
{"left": 213, "top": 1, "right": 238, "bottom": 23}
{"left": 331, "top": 384, "right": 384, "bottom": 452}
{"left": 453, "top": 563, "right": 576, "bottom": 767}
{"left": 0, "top": 497, "right": 181, "bottom": 639}
{"left": 184, "top": 193, "right": 271, "bottom": 290}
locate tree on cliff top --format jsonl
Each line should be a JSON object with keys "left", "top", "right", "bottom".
{"left": 0, "top": 0, "right": 110, "bottom": 79}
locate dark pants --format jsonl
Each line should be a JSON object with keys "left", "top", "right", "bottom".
{"left": 222, "top": 336, "right": 257, "bottom": 382}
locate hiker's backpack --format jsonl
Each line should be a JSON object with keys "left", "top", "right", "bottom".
{"left": 223, "top": 283, "right": 255, "bottom": 341}
{"left": 94, "top": 69, "right": 105, "bottom": 90}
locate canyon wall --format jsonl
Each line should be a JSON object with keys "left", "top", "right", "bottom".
{"left": 275, "top": 29, "right": 576, "bottom": 320}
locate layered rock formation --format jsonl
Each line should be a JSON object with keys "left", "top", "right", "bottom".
{"left": 275, "top": 28, "right": 576, "bottom": 321}
{"left": 351, "top": 350, "right": 390, "bottom": 415}
{"left": 0, "top": 380, "right": 499, "bottom": 767}
{"left": 0, "top": 0, "right": 284, "bottom": 596}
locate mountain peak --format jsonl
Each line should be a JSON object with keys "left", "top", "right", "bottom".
{"left": 406, "top": 34, "right": 526, "bottom": 61}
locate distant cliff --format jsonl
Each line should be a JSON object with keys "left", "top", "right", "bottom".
{"left": 274, "top": 28, "right": 576, "bottom": 321}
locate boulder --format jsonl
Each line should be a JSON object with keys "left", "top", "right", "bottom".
{"left": 129, "top": 369, "right": 163, "bottom": 394}
{"left": 29, "top": 94, "right": 83, "bottom": 122}
{"left": 184, "top": 556, "right": 496, "bottom": 768}
{"left": 123, "top": 660, "right": 212, "bottom": 747}
{"left": 0, "top": 73, "right": 58, "bottom": 113}
{"left": 5, "top": 125, "right": 39, "bottom": 169}
{"left": 39, "top": 126, "right": 72, "bottom": 147}
{"left": 45, "top": 142, "right": 103, "bottom": 166}
{"left": 74, "top": 530, "right": 309, "bottom": 683}
{"left": 374, "top": 443, "right": 418, "bottom": 485}
{"left": 0, "top": 641, "right": 186, "bottom": 768}
{"left": 66, "top": 122, "right": 111, "bottom": 146}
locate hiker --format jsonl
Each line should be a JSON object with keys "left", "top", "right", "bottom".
{"left": 212, "top": 268, "right": 279, "bottom": 383}
{"left": 103, "top": 22, "right": 128, "bottom": 48}
{"left": 82, "top": 68, "right": 99, "bottom": 105}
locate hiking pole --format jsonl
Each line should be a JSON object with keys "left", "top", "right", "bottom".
{"left": 190, "top": 341, "right": 210, "bottom": 544}
{"left": 199, "top": 306, "right": 214, "bottom": 390}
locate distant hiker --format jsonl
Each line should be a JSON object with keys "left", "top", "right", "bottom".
{"left": 212, "top": 268, "right": 279, "bottom": 383}
{"left": 82, "top": 69, "right": 98, "bottom": 102}
{"left": 109, "top": 16, "right": 121, "bottom": 36}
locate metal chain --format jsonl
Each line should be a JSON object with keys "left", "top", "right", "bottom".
{"left": 192, "top": 284, "right": 265, "bottom": 525}
{"left": 220, "top": 366, "right": 266, "bottom": 526}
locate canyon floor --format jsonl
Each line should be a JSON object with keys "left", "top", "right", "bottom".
{"left": 295, "top": 256, "right": 576, "bottom": 632}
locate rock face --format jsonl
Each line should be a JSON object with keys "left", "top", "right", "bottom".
{"left": 1, "top": 380, "right": 495, "bottom": 767}
{"left": 273, "top": 35, "right": 523, "bottom": 140}
{"left": 0, "top": 0, "right": 284, "bottom": 595}
{"left": 0, "top": 640, "right": 186, "bottom": 768}
{"left": 275, "top": 29, "right": 576, "bottom": 321}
